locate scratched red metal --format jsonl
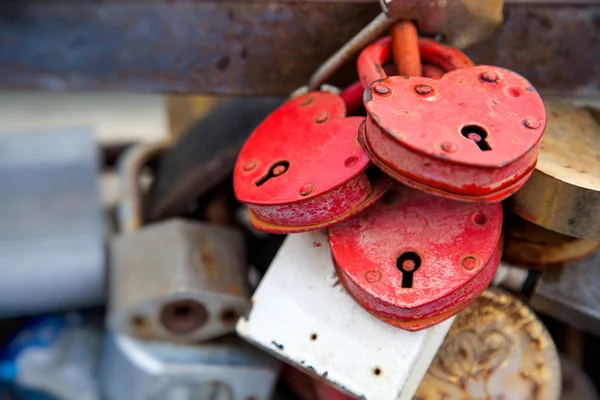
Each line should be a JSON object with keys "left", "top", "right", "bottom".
{"left": 357, "top": 36, "right": 546, "bottom": 203}
{"left": 234, "top": 91, "right": 390, "bottom": 234}
{"left": 328, "top": 184, "right": 503, "bottom": 331}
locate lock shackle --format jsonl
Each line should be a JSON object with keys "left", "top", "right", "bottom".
{"left": 357, "top": 36, "right": 474, "bottom": 88}
{"left": 117, "top": 140, "right": 171, "bottom": 234}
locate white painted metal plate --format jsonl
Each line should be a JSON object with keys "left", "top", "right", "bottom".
{"left": 236, "top": 230, "right": 453, "bottom": 400}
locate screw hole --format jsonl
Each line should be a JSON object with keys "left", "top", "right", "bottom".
{"left": 310, "top": 333, "right": 318, "bottom": 341}
{"left": 373, "top": 367, "right": 382, "bottom": 376}
{"left": 472, "top": 212, "right": 487, "bottom": 225}
{"left": 220, "top": 309, "right": 239, "bottom": 324}
{"left": 460, "top": 125, "right": 491, "bottom": 151}
{"left": 131, "top": 315, "right": 147, "bottom": 328}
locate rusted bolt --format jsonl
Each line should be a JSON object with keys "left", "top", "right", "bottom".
{"left": 523, "top": 118, "right": 541, "bottom": 129}
{"left": 299, "top": 183, "right": 314, "bottom": 196}
{"left": 272, "top": 164, "right": 287, "bottom": 176}
{"left": 365, "top": 270, "right": 381, "bottom": 283}
{"left": 441, "top": 142, "right": 458, "bottom": 153}
{"left": 160, "top": 299, "right": 208, "bottom": 335}
{"left": 461, "top": 256, "right": 478, "bottom": 271}
{"left": 374, "top": 84, "right": 390, "bottom": 95}
{"left": 415, "top": 84, "right": 432, "bottom": 95}
{"left": 344, "top": 156, "right": 358, "bottom": 168}
{"left": 315, "top": 111, "right": 329, "bottom": 124}
{"left": 243, "top": 160, "right": 257, "bottom": 171}
{"left": 481, "top": 71, "right": 498, "bottom": 82}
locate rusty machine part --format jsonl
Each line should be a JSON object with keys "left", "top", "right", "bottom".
{"left": 328, "top": 184, "right": 503, "bottom": 331}
{"left": 147, "top": 97, "right": 282, "bottom": 221}
{"left": 234, "top": 90, "right": 390, "bottom": 234}
{"left": 381, "top": 0, "right": 504, "bottom": 49}
{"left": 414, "top": 289, "right": 561, "bottom": 400}
{"left": 503, "top": 214, "right": 600, "bottom": 269}
{"left": 358, "top": 35, "right": 546, "bottom": 203}
{"left": 110, "top": 142, "right": 249, "bottom": 343}
{"left": 509, "top": 101, "right": 600, "bottom": 240}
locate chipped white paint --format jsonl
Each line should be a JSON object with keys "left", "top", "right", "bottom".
{"left": 237, "top": 230, "right": 453, "bottom": 400}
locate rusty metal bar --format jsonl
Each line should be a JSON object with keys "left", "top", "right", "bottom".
{"left": 0, "top": 1, "right": 597, "bottom": 97}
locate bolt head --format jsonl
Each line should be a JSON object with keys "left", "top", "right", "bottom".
{"left": 462, "top": 256, "right": 478, "bottom": 271}
{"left": 374, "top": 84, "right": 390, "bottom": 95}
{"left": 365, "top": 270, "right": 381, "bottom": 283}
{"left": 523, "top": 118, "right": 541, "bottom": 129}
{"left": 481, "top": 71, "right": 498, "bottom": 82}
{"left": 441, "top": 142, "right": 458, "bottom": 153}
{"left": 299, "top": 183, "right": 314, "bottom": 196}
{"left": 415, "top": 84, "right": 432, "bottom": 95}
{"left": 243, "top": 160, "right": 257, "bottom": 171}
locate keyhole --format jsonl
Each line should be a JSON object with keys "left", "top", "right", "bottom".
{"left": 396, "top": 252, "right": 422, "bottom": 288}
{"left": 461, "top": 125, "right": 491, "bottom": 151}
{"left": 255, "top": 160, "right": 290, "bottom": 186}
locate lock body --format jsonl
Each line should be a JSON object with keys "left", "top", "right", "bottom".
{"left": 503, "top": 214, "right": 599, "bottom": 268}
{"left": 329, "top": 185, "right": 503, "bottom": 330}
{"left": 509, "top": 101, "right": 600, "bottom": 240}
{"left": 361, "top": 65, "right": 546, "bottom": 202}
{"left": 100, "top": 333, "right": 280, "bottom": 400}
{"left": 109, "top": 219, "right": 249, "bottom": 343}
{"left": 236, "top": 231, "right": 453, "bottom": 400}
{"left": 234, "top": 91, "right": 389, "bottom": 233}
{"left": 414, "top": 289, "right": 561, "bottom": 400}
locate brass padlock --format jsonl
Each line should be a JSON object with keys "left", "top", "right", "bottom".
{"left": 108, "top": 141, "right": 249, "bottom": 343}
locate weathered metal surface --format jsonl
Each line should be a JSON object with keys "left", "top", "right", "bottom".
{"left": 509, "top": 101, "right": 600, "bottom": 240}
{"left": 101, "top": 333, "right": 280, "bottom": 400}
{"left": 0, "top": 2, "right": 596, "bottom": 97}
{"left": 234, "top": 91, "right": 390, "bottom": 233}
{"left": 414, "top": 289, "right": 561, "bottom": 400}
{"left": 504, "top": 214, "right": 600, "bottom": 268}
{"left": 328, "top": 184, "right": 503, "bottom": 331}
{"left": 147, "top": 97, "right": 282, "bottom": 221}
{"left": 236, "top": 230, "right": 454, "bottom": 400}
{"left": 531, "top": 248, "right": 600, "bottom": 337}
{"left": 381, "top": 0, "right": 504, "bottom": 48}
{"left": 466, "top": 4, "right": 600, "bottom": 99}
{"left": 361, "top": 37, "right": 546, "bottom": 202}
{"left": 109, "top": 219, "right": 249, "bottom": 343}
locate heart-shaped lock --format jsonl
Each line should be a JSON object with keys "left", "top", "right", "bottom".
{"left": 328, "top": 184, "right": 503, "bottom": 331}
{"left": 234, "top": 91, "right": 390, "bottom": 233}
{"left": 358, "top": 37, "right": 546, "bottom": 203}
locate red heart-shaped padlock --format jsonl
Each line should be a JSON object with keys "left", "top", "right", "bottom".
{"left": 358, "top": 38, "right": 546, "bottom": 203}
{"left": 328, "top": 184, "right": 503, "bottom": 331}
{"left": 234, "top": 91, "right": 390, "bottom": 233}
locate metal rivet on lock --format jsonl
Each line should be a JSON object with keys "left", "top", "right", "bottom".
{"left": 328, "top": 184, "right": 503, "bottom": 331}
{"left": 508, "top": 101, "right": 600, "bottom": 240}
{"left": 358, "top": 37, "right": 546, "bottom": 203}
{"left": 234, "top": 91, "right": 391, "bottom": 234}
